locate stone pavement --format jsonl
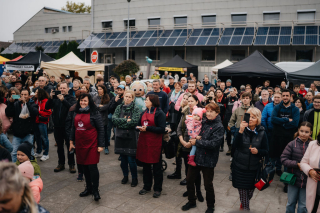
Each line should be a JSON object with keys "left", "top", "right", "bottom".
{"left": 14, "top": 133, "right": 288, "bottom": 213}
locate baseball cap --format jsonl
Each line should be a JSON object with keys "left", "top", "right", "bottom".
{"left": 169, "top": 76, "right": 174, "bottom": 79}
{"left": 217, "top": 79, "right": 221, "bottom": 82}
{"left": 199, "top": 83, "right": 204, "bottom": 87}
{"left": 226, "top": 79, "right": 232, "bottom": 83}
{"left": 117, "top": 85, "right": 125, "bottom": 90}
{"left": 65, "top": 75, "right": 71, "bottom": 79}
{"left": 275, "top": 85, "right": 280, "bottom": 88}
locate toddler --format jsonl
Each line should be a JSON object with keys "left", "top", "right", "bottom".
{"left": 185, "top": 106, "right": 206, "bottom": 166}
{"left": 15, "top": 142, "right": 41, "bottom": 177}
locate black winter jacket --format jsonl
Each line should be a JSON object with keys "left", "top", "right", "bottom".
{"left": 108, "top": 95, "right": 123, "bottom": 114}
{"left": 70, "top": 109, "right": 105, "bottom": 147}
{"left": 281, "top": 138, "right": 310, "bottom": 188}
{"left": 5, "top": 100, "right": 39, "bottom": 138}
{"left": 233, "top": 125, "right": 268, "bottom": 171}
{"left": 32, "top": 85, "right": 54, "bottom": 95}
{"left": 65, "top": 104, "right": 76, "bottom": 139}
{"left": 194, "top": 115, "right": 224, "bottom": 168}
{"left": 45, "top": 95, "right": 76, "bottom": 128}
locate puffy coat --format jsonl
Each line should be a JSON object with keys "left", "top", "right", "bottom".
{"left": 112, "top": 102, "right": 141, "bottom": 129}
{"left": 29, "top": 177, "right": 43, "bottom": 204}
{"left": 93, "top": 95, "right": 111, "bottom": 126}
{"left": 0, "top": 103, "right": 11, "bottom": 133}
{"left": 261, "top": 102, "right": 275, "bottom": 132}
{"left": 194, "top": 115, "right": 224, "bottom": 168}
{"left": 5, "top": 100, "right": 39, "bottom": 138}
{"left": 32, "top": 85, "right": 54, "bottom": 95}
{"left": 281, "top": 138, "right": 310, "bottom": 188}
{"left": 108, "top": 95, "right": 123, "bottom": 114}
{"left": 45, "top": 94, "right": 76, "bottom": 128}
{"left": 35, "top": 99, "right": 52, "bottom": 124}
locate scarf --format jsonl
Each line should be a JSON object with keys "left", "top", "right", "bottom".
{"left": 312, "top": 111, "right": 320, "bottom": 140}
{"left": 170, "top": 90, "right": 181, "bottom": 103}
{"left": 79, "top": 106, "right": 90, "bottom": 112}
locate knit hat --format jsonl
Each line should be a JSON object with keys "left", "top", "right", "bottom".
{"left": 17, "top": 142, "right": 33, "bottom": 160}
{"left": 192, "top": 106, "right": 206, "bottom": 120}
{"left": 18, "top": 161, "right": 34, "bottom": 180}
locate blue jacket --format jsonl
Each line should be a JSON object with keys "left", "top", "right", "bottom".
{"left": 203, "top": 81, "right": 212, "bottom": 92}
{"left": 305, "top": 100, "right": 313, "bottom": 110}
{"left": 271, "top": 101, "right": 300, "bottom": 130}
{"left": 0, "top": 133, "right": 13, "bottom": 153}
{"left": 261, "top": 102, "right": 275, "bottom": 132}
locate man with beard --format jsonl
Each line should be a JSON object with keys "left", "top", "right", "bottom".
{"left": 168, "top": 76, "right": 175, "bottom": 91}
{"left": 270, "top": 89, "right": 299, "bottom": 193}
{"left": 147, "top": 80, "right": 169, "bottom": 114}
{"left": 175, "top": 80, "right": 204, "bottom": 111}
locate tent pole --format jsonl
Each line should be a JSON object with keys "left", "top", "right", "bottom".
{"left": 247, "top": 47, "right": 249, "bottom": 56}
{"left": 314, "top": 47, "right": 317, "bottom": 62}
{"left": 279, "top": 46, "right": 281, "bottom": 62}
{"left": 215, "top": 47, "right": 217, "bottom": 65}
{"left": 184, "top": 46, "right": 186, "bottom": 61}
{"left": 156, "top": 47, "right": 158, "bottom": 61}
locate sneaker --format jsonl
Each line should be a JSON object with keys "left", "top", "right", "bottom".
{"left": 139, "top": 189, "right": 150, "bottom": 195}
{"left": 183, "top": 191, "right": 188, "bottom": 197}
{"left": 40, "top": 155, "right": 49, "bottom": 161}
{"left": 181, "top": 202, "right": 196, "bottom": 211}
{"left": 77, "top": 173, "right": 84, "bottom": 182}
{"left": 69, "top": 165, "right": 76, "bottom": 173}
{"left": 34, "top": 152, "right": 42, "bottom": 158}
{"left": 205, "top": 207, "right": 215, "bottom": 213}
{"left": 54, "top": 164, "right": 65, "bottom": 172}
{"left": 180, "top": 178, "right": 187, "bottom": 185}
{"left": 104, "top": 147, "right": 109, "bottom": 155}
{"left": 153, "top": 191, "right": 161, "bottom": 198}
{"left": 167, "top": 172, "right": 181, "bottom": 179}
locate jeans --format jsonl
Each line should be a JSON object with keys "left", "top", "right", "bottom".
{"left": 120, "top": 154, "right": 137, "bottom": 179}
{"left": 142, "top": 154, "right": 163, "bottom": 192}
{"left": 286, "top": 185, "right": 307, "bottom": 213}
{"left": 270, "top": 157, "right": 282, "bottom": 171}
{"left": 107, "top": 114, "right": 113, "bottom": 145}
{"left": 12, "top": 134, "right": 34, "bottom": 163}
{"left": 83, "top": 164, "right": 99, "bottom": 191}
{"left": 190, "top": 146, "right": 197, "bottom": 156}
{"left": 35, "top": 123, "right": 50, "bottom": 155}
{"left": 187, "top": 165, "right": 215, "bottom": 207}
{"left": 54, "top": 127, "right": 75, "bottom": 166}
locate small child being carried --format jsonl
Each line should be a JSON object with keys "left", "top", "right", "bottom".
{"left": 185, "top": 106, "right": 206, "bottom": 166}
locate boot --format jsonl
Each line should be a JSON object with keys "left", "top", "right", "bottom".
{"left": 93, "top": 190, "right": 101, "bottom": 201}
{"left": 226, "top": 145, "right": 232, "bottom": 156}
{"left": 167, "top": 171, "right": 181, "bottom": 179}
{"left": 79, "top": 187, "right": 92, "bottom": 197}
{"left": 188, "top": 155, "right": 196, "bottom": 167}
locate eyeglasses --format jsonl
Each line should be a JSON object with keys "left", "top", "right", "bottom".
{"left": 314, "top": 101, "right": 320, "bottom": 104}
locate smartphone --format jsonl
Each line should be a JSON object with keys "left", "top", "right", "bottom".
{"left": 70, "top": 148, "right": 75, "bottom": 154}
{"left": 208, "top": 96, "right": 213, "bottom": 101}
{"left": 53, "top": 91, "right": 61, "bottom": 99}
{"left": 12, "top": 95, "right": 20, "bottom": 99}
{"left": 314, "top": 168, "right": 320, "bottom": 173}
{"left": 244, "top": 113, "right": 250, "bottom": 124}
{"left": 136, "top": 126, "right": 142, "bottom": 129}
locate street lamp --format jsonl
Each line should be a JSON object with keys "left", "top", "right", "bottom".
{"left": 127, "top": 0, "right": 131, "bottom": 60}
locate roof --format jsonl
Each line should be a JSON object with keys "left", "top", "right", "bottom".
{"left": 275, "top": 61, "right": 314, "bottom": 73}
{"left": 40, "top": 51, "right": 104, "bottom": 72}
{"left": 6, "top": 51, "right": 54, "bottom": 66}
{"left": 0, "top": 56, "right": 10, "bottom": 64}
{"left": 218, "top": 50, "right": 286, "bottom": 78}
{"left": 287, "top": 60, "right": 320, "bottom": 81}
{"left": 158, "top": 55, "right": 197, "bottom": 68}
{"left": 43, "top": 7, "right": 73, "bottom": 14}
{"left": 212, "top": 60, "right": 233, "bottom": 72}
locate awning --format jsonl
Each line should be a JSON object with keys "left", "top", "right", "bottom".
{"left": 0, "top": 56, "right": 10, "bottom": 64}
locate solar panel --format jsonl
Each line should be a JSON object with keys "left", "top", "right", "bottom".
{"left": 294, "top": 26, "right": 305, "bottom": 35}
{"left": 136, "top": 38, "right": 148, "bottom": 47}
{"left": 254, "top": 36, "right": 267, "bottom": 45}
{"left": 174, "top": 37, "right": 188, "bottom": 46}
{"left": 180, "top": 29, "right": 189, "bottom": 36}
{"left": 292, "top": 36, "right": 304, "bottom": 45}
{"left": 280, "top": 27, "right": 292, "bottom": 35}
{"left": 118, "top": 39, "right": 128, "bottom": 47}
{"left": 269, "top": 27, "right": 280, "bottom": 35}
{"left": 196, "top": 37, "right": 209, "bottom": 45}
{"left": 171, "top": 29, "right": 182, "bottom": 37}
{"left": 155, "top": 38, "right": 168, "bottom": 46}
{"left": 191, "top": 29, "right": 203, "bottom": 37}
{"left": 244, "top": 28, "right": 254, "bottom": 35}
{"left": 306, "top": 26, "right": 318, "bottom": 35}
{"left": 233, "top": 28, "right": 245, "bottom": 35}
{"left": 109, "top": 39, "right": 122, "bottom": 47}
{"left": 185, "top": 37, "right": 199, "bottom": 46}
{"left": 241, "top": 36, "right": 254, "bottom": 45}
{"left": 206, "top": 37, "right": 219, "bottom": 45}
{"left": 219, "top": 36, "right": 231, "bottom": 45}
{"left": 266, "top": 36, "right": 279, "bottom": 45}
{"left": 229, "top": 36, "right": 242, "bottom": 45}
{"left": 145, "top": 38, "right": 158, "bottom": 46}
{"left": 162, "top": 30, "right": 173, "bottom": 37}
{"left": 211, "top": 28, "right": 220, "bottom": 36}
{"left": 129, "top": 39, "right": 140, "bottom": 46}
{"left": 278, "top": 36, "right": 291, "bottom": 45}
{"left": 257, "top": 27, "right": 269, "bottom": 35}
{"left": 201, "top": 29, "right": 213, "bottom": 36}
{"left": 223, "top": 28, "right": 234, "bottom": 36}
{"left": 143, "top": 31, "right": 155, "bottom": 38}
{"left": 133, "top": 31, "right": 146, "bottom": 39}
{"left": 305, "top": 35, "right": 318, "bottom": 45}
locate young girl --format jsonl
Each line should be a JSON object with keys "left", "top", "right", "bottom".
{"left": 15, "top": 142, "right": 41, "bottom": 177}
{"left": 281, "top": 121, "right": 312, "bottom": 213}
{"left": 185, "top": 106, "right": 206, "bottom": 166}
{"left": 18, "top": 161, "right": 43, "bottom": 204}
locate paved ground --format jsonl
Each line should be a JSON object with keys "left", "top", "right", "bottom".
{"left": 12, "top": 133, "right": 288, "bottom": 213}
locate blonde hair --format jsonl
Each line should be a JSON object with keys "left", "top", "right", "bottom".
{"left": 124, "top": 90, "right": 135, "bottom": 99}
{"left": 247, "top": 107, "right": 262, "bottom": 125}
{"left": 181, "top": 92, "right": 191, "bottom": 108}
{"left": 0, "top": 162, "right": 37, "bottom": 213}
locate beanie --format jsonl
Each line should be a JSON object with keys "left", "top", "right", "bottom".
{"left": 192, "top": 106, "right": 206, "bottom": 120}
{"left": 17, "top": 142, "right": 33, "bottom": 160}
{"left": 18, "top": 161, "right": 34, "bottom": 180}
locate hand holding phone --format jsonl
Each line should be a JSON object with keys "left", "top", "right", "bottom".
{"left": 12, "top": 95, "right": 20, "bottom": 99}
{"left": 244, "top": 113, "right": 250, "bottom": 124}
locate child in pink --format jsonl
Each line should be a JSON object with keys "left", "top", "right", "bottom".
{"left": 185, "top": 106, "right": 206, "bottom": 166}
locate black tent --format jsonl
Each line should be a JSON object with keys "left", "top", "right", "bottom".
{"left": 218, "top": 50, "right": 286, "bottom": 88}
{"left": 287, "top": 60, "right": 320, "bottom": 87}
{"left": 156, "top": 55, "right": 198, "bottom": 79}
{"left": 6, "top": 52, "right": 54, "bottom": 72}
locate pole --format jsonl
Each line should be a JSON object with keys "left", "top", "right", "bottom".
{"left": 126, "top": 2, "right": 130, "bottom": 60}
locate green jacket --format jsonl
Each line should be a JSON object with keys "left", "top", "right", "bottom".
{"left": 150, "top": 75, "right": 160, "bottom": 79}
{"left": 228, "top": 104, "right": 254, "bottom": 129}
{"left": 16, "top": 158, "right": 41, "bottom": 177}
{"left": 112, "top": 102, "right": 141, "bottom": 129}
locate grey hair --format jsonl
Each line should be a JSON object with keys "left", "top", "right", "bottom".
{"left": 240, "top": 85, "right": 245, "bottom": 89}
{"left": 261, "top": 89, "right": 269, "bottom": 94}
{"left": 84, "top": 78, "right": 91, "bottom": 83}
{"left": 125, "top": 75, "right": 131, "bottom": 80}
{"left": 247, "top": 107, "right": 262, "bottom": 125}
{"left": 153, "top": 79, "right": 160, "bottom": 84}
{"left": 181, "top": 77, "right": 187, "bottom": 81}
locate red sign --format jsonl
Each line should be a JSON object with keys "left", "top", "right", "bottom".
{"left": 91, "top": 51, "right": 98, "bottom": 63}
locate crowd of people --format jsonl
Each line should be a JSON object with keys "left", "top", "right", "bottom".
{"left": 0, "top": 69, "right": 320, "bottom": 213}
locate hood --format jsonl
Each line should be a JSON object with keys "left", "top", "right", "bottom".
{"left": 29, "top": 177, "right": 43, "bottom": 192}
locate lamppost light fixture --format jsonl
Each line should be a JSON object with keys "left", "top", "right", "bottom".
{"left": 127, "top": 0, "right": 131, "bottom": 2}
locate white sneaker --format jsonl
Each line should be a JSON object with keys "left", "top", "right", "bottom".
{"left": 34, "top": 153, "right": 42, "bottom": 158}
{"left": 40, "top": 155, "right": 49, "bottom": 161}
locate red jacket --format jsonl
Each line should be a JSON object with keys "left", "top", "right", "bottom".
{"left": 35, "top": 99, "right": 52, "bottom": 124}
{"left": 162, "top": 85, "right": 170, "bottom": 94}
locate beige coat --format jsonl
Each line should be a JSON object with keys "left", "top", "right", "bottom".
{"left": 300, "top": 140, "right": 320, "bottom": 213}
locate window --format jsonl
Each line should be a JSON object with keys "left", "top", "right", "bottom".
{"left": 62, "top": 26, "right": 67, "bottom": 32}
{"left": 174, "top": 50, "right": 185, "bottom": 59}
{"left": 263, "top": 50, "right": 278, "bottom": 61}
{"left": 124, "top": 20, "right": 135, "bottom": 28}
{"left": 202, "top": 50, "right": 215, "bottom": 61}
{"left": 231, "top": 50, "right": 245, "bottom": 61}
{"left": 102, "top": 21, "right": 112, "bottom": 29}
{"left": 263, "top": 12, "right": 280, "bottom": 23}
{"left": 148, "top": 18, "right": 160, "bottom": 26}
{"left": 68, "top": 26, "right": 72, "bottom": 32}
{"left": 202, "top": 15, "right": 216, "bottom": 25}
{"left": 231, "top": 14, "right": 247, "bottom": 24}
{"left": 296, "top": 50, "right": 313, "bottom": 62}
{"left": 297, "top": 11, "right": 315, "bottom": 22}
{"left": 174, "top": 17, "right": 187, "bottom": 26}
{"left": 45, "top": 27, "right": 59, "bottom": 33}
{"left": 149, "top": 50, "right": 160, "bottom": 60}
{"left": 123, "top": 50, "right": 135, "bottom": 60}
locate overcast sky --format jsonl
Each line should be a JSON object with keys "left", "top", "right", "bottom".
{"left": 1, "top": 0, "right": 91, "bottom": 42}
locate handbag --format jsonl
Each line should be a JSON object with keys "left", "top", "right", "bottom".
{"left": 163, "top": 132, "right": 177, "bottom": 159}
{"left": 38, "top": 115, "right": 49, "bottom": 122}
{"left": 254, "top": 158, "right": 275, "bottom": 191}
{"left": 280, "top": 172, "right": 296, "bottom": 185}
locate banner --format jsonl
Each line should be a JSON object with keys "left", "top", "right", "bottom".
{"left": 156, "top": 67, "right": 187, "bottom": 72}
{"left": 5, "top": 64, "right": 34, "bottom": 71}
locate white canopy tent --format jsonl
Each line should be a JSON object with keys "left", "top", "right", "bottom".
{"left": 275, "top": 62, "right": 314, "bottom": 73}
{"left": 40, "top": 52, "right": 105, "bottom": 81}
{"left": 211, "top": 59, "right": 233, "bottom": 80}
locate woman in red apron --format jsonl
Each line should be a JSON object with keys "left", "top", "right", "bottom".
{"left": 136, "top": 94, "right": 166, "bottom": 198}
{"left": 69, "top": 94, "right": 105, "bottom": 201}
